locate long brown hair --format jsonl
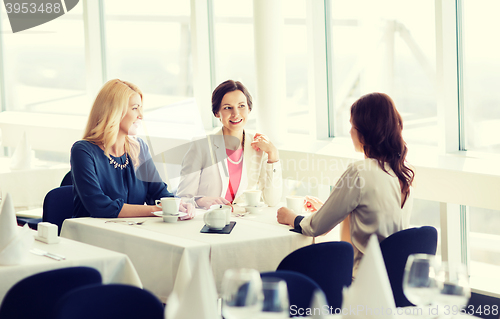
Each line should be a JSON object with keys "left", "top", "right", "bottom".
{"left": 350, "top": 92, "right": 414, "bottom": 206}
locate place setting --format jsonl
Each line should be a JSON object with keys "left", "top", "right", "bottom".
{"left": 233, "top": 190, "right": 268, "bottom": 217}
{"left": 153, "top": 197, "right": 188, "bottom": 223}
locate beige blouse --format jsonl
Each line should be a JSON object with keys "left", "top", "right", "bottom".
{"left": 299, "top": 158, "right": 413, "bottom": 276}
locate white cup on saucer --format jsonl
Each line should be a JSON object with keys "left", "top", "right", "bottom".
{"left": 244, "top": 190, "right": 262, "bottom": 206}
{"left": 204, "top": 207, "right": 227, "bottom": 230}
{"left": 155, "top": 197, "right": 181, "bottom": 215}
{"left": 286, "top": 195, "right": 304, "bottom": 214}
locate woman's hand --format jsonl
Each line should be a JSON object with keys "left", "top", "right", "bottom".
{"left": 251, "top": 133, "right": 279, "bottom": 163}
{"left": 195, "top": 196, "right": 230, "bottom": 209}
{"left": 277, "top": 207, "right": 298, "bottom": 227}
{"left": 304, "top": 195, "right": 323, "bottom": 213}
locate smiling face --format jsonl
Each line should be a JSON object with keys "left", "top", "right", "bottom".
{"left": 215, "top": 90, "right": 250, "bottom": 136}
{"left": 120, "top": 93, "right": 143, "bottom": 136}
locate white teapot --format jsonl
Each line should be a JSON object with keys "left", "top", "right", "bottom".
{"left": 204, "top": 207, "right": 227, "bottom": 230}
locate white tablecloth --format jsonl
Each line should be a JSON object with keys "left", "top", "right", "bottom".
{"left": 61, "top": 207, "right": 315, "bottom": 302}
{"left": 0, "top": 230, "right": 142, "bottom": 303}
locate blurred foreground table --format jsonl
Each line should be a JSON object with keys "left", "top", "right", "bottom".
{"left": 0, "top": 229, "right": 142, "bottom": 303}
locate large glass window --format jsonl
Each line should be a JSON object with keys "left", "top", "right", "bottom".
{"left": 104, "top": 0, "right": 192, "bottom": 110}
{"left": 283, "top": 0, "right": 309, "bottom": 135}
{"left": 1, "top": 4, "right": 86, "bottom": 114}
{"left": 469, "top": 206, "right": 500, "bottom": 293}
{"left": 327, "top": 0, "right": 437, "bottom": 146}
{"left": 463, "top": 0, "right": 500, "bottom": 153}
{"left": 212, "top": 0, "right": 310, "bottom": 134}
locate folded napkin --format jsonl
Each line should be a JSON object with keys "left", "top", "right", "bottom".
{"left": 165, "top": 249, "right": 219, "bottom": 319}
{"left": 10, "top": 132, "right": 33, "bottom": 170}
{"left": 341, "top": 234, "right": 396, "bottom": 319}
{"left": 0, "top": 193, "right": 34, "bottom": 265}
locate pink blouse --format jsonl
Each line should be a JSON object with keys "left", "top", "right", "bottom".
{"left": 225, "top": 148, "right": 243, "bottom": 202}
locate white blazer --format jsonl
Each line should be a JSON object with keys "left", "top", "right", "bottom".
{"left": 177, "top": 128, "right": 282, "bottom": 207}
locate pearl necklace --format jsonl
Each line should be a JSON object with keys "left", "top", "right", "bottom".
{"left": 109, "top": 154, "right": 129, "bottom": 169}
{"left": 227, "top": 153, "right": 243, "bottom": 165}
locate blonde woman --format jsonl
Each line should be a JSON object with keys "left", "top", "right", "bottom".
{"left": 71, "top": 79, "right": 188, "bottom": 218}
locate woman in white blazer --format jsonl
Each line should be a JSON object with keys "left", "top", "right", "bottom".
{"left": 177, "top": 80, "right": 282, "bottom": 209}
{"left": 277, "top": 92, "right": 415, "bottom": 276}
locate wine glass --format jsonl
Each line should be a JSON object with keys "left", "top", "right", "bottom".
{"left": 403, "top": 254, "right": 440, "bottom": 308}
{"left": 434, "top": 261, "right": 471, "bottom": 317}
{"left": 221, "top": 268, "right": 263, "bottom": 319}
{"left": 261, "top": 277, "right": 289, "bottom": 318}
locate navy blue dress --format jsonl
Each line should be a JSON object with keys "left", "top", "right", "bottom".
{"left": 70, "top": 138, "right": 173, "bottom": 218}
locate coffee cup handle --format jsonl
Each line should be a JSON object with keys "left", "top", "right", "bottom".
{"left": 155, "top": 200, "right": 162, "bottom": 208}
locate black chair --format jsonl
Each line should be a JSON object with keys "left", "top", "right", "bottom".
{"left": 18, "top": 172, "right": 73, "bottom": 230}
{"left": 54, "top": 284, "right": 164, "bottom": 319}
{"left": 42, "top": 185, "right": 74, "bottom": 235}
{"left": 277, "top": 241, "right": 353, "bottom": 310}
{"left": 60, "top": 171, "right": 72, "bottom": 186}
{"left": 261, "top": 270, "right": 325, "bottom": 317}
{"left": 379, "top": 226, "right": 438, "bottom": 307}
{"left": 0, "top": 267, "right": 102, "bottom": 319}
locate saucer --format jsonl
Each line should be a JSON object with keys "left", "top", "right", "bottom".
{"left": 239, "top": 202, "right": 267, "bottom": 208}
{"left": 239, "top": 202, "right": 267, "bottom": 214}
{"left": 153, "top": 211, "right": 188, "bottom": 218}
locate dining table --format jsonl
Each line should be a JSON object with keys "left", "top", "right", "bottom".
{"left": 60, "top": 205, "right": 338, "bottom": 303}
{"left": 0, "top": 229, "right": 142, "bottom": 304}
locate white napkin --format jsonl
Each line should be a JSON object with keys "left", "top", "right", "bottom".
{"left": 341, "top": 234, "right": 396, "bottom": 319}
{"left": 0, "top": 193, "right": 34, "bottom": 265}
{"left": 165, "top": 249, "right": 219, "bottom": 319}
{"left": 10, "top": 132, "right": 33, "bottom": 170}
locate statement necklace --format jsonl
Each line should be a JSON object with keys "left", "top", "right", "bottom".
{"left": 109, "top": 154, "right": 129, "bottom": 169}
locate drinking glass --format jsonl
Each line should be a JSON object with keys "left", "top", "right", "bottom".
{"left": 435, "top": 261, "right": 471, "bottom": 317}
{"left": 403, "top": 254, "right": 440, "bottom": 307}
{"left": 261, "top": 277, "right": 289, "bottom": 318}
{"left": 221, "top": 268, "right": 263, "bottom": 319}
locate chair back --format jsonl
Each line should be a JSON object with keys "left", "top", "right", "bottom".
{"left": 60, "top": 171, "right": 72, "bottom": 186}
{"left": 379, "top": 226, "right": 438, "bottom": 307}
{"left": 277, "top": 241, "right": 353, "bottom": 310}
{"left": 54, "top": 284, "right": 164, "bottom": 319}
{"left": 261, "top": 270, "right": 325, "bottom": 317}
{"left": 43, "top": 185, "right": 74, "bottom": 235}
{"left": 0, "top": 267, "right": 102, "bottom": 319}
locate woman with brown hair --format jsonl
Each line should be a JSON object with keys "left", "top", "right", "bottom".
{"left": 177, "top": 80, "right": 282, "bottom": 209}
{"left": 277, "top": 92, "right": 414, "bottom": 276}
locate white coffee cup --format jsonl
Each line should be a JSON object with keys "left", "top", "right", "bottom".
{"left": 210, "top": 204, "right": 231, "bottom": 225}
{"left": 286, "top": 195, "right": 304, "bottom": 214}
{"left": 244, "top": 190, "right": 262, "bottom": 206}
{"left": 155, "top": 197, "right": 181, "bottom": 215}
{"left": 204, "top": 207, "right": 227, "bottom": 230}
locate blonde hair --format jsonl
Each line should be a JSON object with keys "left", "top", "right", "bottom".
{"left": 82, "top": 79, "right": 142, "bottom": 166}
